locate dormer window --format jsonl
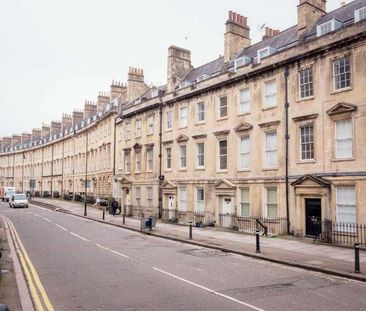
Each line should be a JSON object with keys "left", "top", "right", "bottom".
{"left": 317, "top": 19, "right": 342, "bottom": 37}
{"left": 151, "top": 88, "right": 159, "bottom": 98}
{"left": 257, "top": 47, "right": 277, "bottom": 63}
{"left": 355, "top": 6, "right": 366, "bottom": 22}
{"left": 178, "top": 81, "right": 191, "bottom": 89}
{"left": 234, "top": 56, "right": 251, "bottom": 71}
{"left": 196, "top": 74, "right": 210, "bottom": 83}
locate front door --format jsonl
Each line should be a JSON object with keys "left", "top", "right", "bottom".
{"left": 168, "top": 195, "right": 175, "bottom": 220}
{"left": 222, "top": 197, "right": 232, "bottom": 227}
{"left": 305, "top": 198, "right": 321, "bottom": 236}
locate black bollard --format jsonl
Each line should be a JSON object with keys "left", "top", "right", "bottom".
{"left": 355, "top": 243, "right": 361, "bottom": 273}
{"left": 102, "top": 208, "right": 105, "bottom": 221}
{"left": 255, "top": 229, "right": 261, "bottom": 253}
{"left": 189, "top": 222, "right": 192, "bottom": 240}
{"left": 123, "top": 212, "right": 126, "bottom": 225}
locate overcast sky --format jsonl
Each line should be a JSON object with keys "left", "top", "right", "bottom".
{"left": 0, "top": 0, "right": 343, "bottom": 137}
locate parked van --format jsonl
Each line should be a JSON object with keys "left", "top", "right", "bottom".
{"left": 0, "top": 187, "right": 16, "bottom": 202}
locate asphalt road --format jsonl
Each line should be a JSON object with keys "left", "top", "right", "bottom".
{"left": 1, "top": 201, "right": 366, "bottom": 311}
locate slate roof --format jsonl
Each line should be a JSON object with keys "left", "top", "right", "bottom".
{"left": 179, "top": 0, "right": 366, "bottom": 84}
{"left": 183, "top": 57, "right": 224, "bottom": 83}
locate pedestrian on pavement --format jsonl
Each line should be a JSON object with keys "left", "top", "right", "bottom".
{"left": 111, "top": 198, "right": 118, "bottom": 216}
{"left": 26, "top": 191, "right": 32, "bottom": 201}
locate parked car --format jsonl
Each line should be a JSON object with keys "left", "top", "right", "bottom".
{"left": 9, "top": 194, "right": 29, "bottom": 208}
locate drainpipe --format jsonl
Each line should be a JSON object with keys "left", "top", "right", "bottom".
{"left": 158, "top": 103, "right": 163, "bottom": 219}
{"left": 112, "top": 115, "right": 117, "bottom": 201}
{"left": 284, "top": 66, "right": 290, "bottom": 235}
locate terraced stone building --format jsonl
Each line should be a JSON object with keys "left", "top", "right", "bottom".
{"left": 1, "top": 0, "right": 366, "bottom": 238}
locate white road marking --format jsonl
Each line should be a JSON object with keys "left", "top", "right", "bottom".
{"left": 33, "top": 214, "right": 41, "bottom": 218}
{"left": 70, "top": 232, "right": 90, "bottom": 242}
{"left": 55, "top": 224, "right": 68, "bottom": 232}
{"left": 95, "top": 244, "right": 130, "bottom": 259}
{"left": 27, "top": 212, "right": 32, "bottom": 215}
{"left": 153, "top": 267, "right": 266, "bottom": 311}
{"left": 43, "top": 218, "right": 52, "bottom": 223}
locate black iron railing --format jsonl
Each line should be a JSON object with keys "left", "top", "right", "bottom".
{"left": 233, "top": 215, "right": 287, "bottom": 236}
{"left": 320, "top": 220, "right": 366, "bottom": 247}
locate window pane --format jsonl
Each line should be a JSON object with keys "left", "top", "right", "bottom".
{"left": 240, "top": 88, "right": 250, "bottom": 114}
{"left": 240, "top": 188, "right": 250, "bottom": 216}
{"left": 335, "top": 119, "right": 352, "bottom": 158}
{"left": 197, "top": 143, "right": 204, "bottom": 167}
{"left": 336, "top": 186, "right": 356, "bottom": 224}
{"left": 333, "top": 57, "right": 351, "bottom": 90}
{"left": 264, "top": 79, "right": 277, "bottom": 108}
{"left": 240, "top": 136, "right": 250, "bottom": 169}
{"left": 219, "top": 140, "right": 227, "bottom": 170}
{"left": 180, "top": 145, "right": 187, "bottom": 168}
{"left": 219, "top": 96, "right": 227, "bottom": 118}
{"left": 265, "top": 132, "right": 278, "bottom": 167}
{"left": 197, "top": 102, "right": 205, "bottom": 122}
{"left": 300, "top": 124, "right": 314, "bottom": 160}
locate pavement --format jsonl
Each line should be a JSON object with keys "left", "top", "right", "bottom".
{"left": 30, "top": 197, "right": 366, "bottom": 283}
{"left": 0, "top": 214, "right": 23, "bottom": 310}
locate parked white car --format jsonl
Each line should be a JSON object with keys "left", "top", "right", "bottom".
{"left": 9, "top": 194, "right": 29, "bottom": 208}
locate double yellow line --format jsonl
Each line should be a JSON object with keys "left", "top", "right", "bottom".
{"left": 4, "top": 215, "right": 54, "bottom": 311}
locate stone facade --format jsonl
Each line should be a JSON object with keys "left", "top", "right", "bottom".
{"left": 1, "top": 0, "right": 366, "bottom": 238}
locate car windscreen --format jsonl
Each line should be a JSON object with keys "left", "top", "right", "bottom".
{"left": 5, "top": 190, "right": 15, "bottom": 195}
{"left": 14, "top": 194, "right": 27, "bottom": 200}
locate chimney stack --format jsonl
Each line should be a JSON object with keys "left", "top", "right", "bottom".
{"left": 11, "top": 134, "right": 21, "bottom": 147}
{"left": 298, "top": 0, "right": 326, "bottom": 39}
{"left": 2, "top": 137, "right": 11, "bottom": 148}
{"left": 32, "top": 129, "right": 41, "bottom": 141}
{"left": 72, "top": 110, "right": 84, "bottom": 126}
{"left": 50, "top": 121, "right": 61, "bottom": 135}
{"left": 167, "top": 46, "right": 192, "bottom": 93}
{"left": 224, "top": 11, "right": 251, "bottom": 63}
{"left": 84, "top": 100, "right": 97, "bottom": 119}
{"left": 262, "top": 27, "right": 281, "bottom": 40}
{"left": 21, "top": 133, "right": 32, "bottom": 144}
{"left": 110, "top": 81, "right": 127, "bottom": 102}
{"left": 97, "top": 91, "right": 111, "bottom": 111}
{"left": 127, "top": 67, "right": 148, "bottom": 101}
{"left": 61, "top": 114, "right": 72, "bottom": 130}
{"left": 41, "top": 124, "right": 50, "bottom": 138}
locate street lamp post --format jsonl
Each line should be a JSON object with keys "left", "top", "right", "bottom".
{"left": 22, "top": 152, "right": 25, "bottom": 193}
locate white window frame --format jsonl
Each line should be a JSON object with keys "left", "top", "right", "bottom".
{"left": 335, "top": 119, "right": 353, "bottom": 159}
{"left": 332, "top": 56, "right": 351, "bottom": 91}
{"left": 146, "top": 147, "right": 153, "bottom": 171}
{"left": 125, "top": 121, "right": 131, "bottom": 140}
{"left": 124, "top": 151, "right": 131, "bottom": 173}
{"left": 147, "top": 114, "right": 154, "bottom": 135}
{"left": 239, "top": 136, "right": 251, "bottom": 170}
{"left": 179, "top": 188, "right": 187, "bottom": 212}
{"left": 218, "top": 96, "right": 228, "bottom": 119}
{"left": 239, "top": 88, "right": 250, "bottom": 114}
{"left": 217, "top": 139, "right": 227, "bottom": 171}
{"left": 135, "top": 187, "right": 141, "bottom": 208}
{"left": 196, "top": 102, "right": 205, "bottom": 123}
{"left": 196, "top": 188, "right": 205, "bottom": 212}
{"left": 355, "top": 6, "right": 366, "bottom": 22}
{"left": 135, "top": 149, "right": 141, "bottom": 173}
{"left": 336, "top": 186, "right": 356, "bottom": 225}
{"left": 179, "top": 145, "right": 187, "bottom": 169}
{"left": 179, "top": 106, "right": 188, "bottom": 128}
{"left": 265, "top": 187, "right": 278, "bottom": 218}
{"left": 165, "top": 147, "right": 172, "bottom": 170}
{"left": 147, "top": 187, "right": 153, "bottom": 209}
{"left": 264, "top": 79, "right": 277, "bottom": 109}
{"left": 135, "top": 118, "right": 142, "bottom": 138}
{"left": 166, "top": 111, "right": 173, "bottom": 130}
{"left": 298, "top": 68, "right": 314, "bottom": 99}
{"left": 317, "top": 19, "right": 342, "bottom": 37}
{"left": 265, "top": 132, "right": 278, "bottom": 168}
{"left": 239, "top": 188, "right": 250, "bottom": 217}
{"left": 300, "top": 124, "right": 314, "bottom": 161}
{"left": 257, "top": 47, "right": 270, "bottom": 62}
{"left": 196, "top": 142, "right": 205, "bottom": 169}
